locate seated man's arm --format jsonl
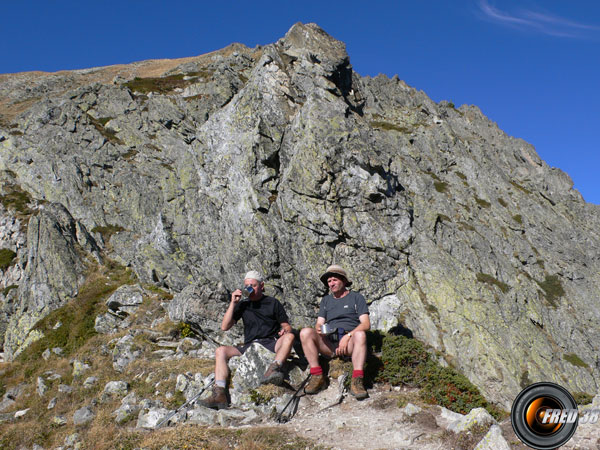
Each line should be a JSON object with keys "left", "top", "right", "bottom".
{"left": 315, "top": 316, "right": 326, "bottom": 334}
{"left": 221, "top": 289, "right": 242, "bottom": 331}
{"left": 337, "top": 314, "right": 370, "bottom": 356}
{"left": 278, "top": 321, "right": 293, "bottom": 335}
{"left": 353, "top": 313, "right": 370, "bottom": 333}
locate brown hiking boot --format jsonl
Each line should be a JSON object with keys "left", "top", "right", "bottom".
{"left": 350, "top": 376, "right": 368, "bottom": 400}
{"left": 198, "top": 386, "right": 228, "bottom": 410}
{"left": 262, "top": 361, "right": 285, "bottom": 386}
{"left": 304, "top": 374, "right": 327, "bottom": 395}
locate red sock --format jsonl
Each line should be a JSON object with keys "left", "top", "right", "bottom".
{"left": 310, "top": 366, "right": 323, "bottom": 376}
{"left": 352, "top": 370, "right": 364, "bottom": 378}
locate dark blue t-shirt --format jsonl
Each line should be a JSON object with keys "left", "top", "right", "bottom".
{"left": 318, "top": 291, "right": 369, "bottom": 332}
{"left": 233, "top": 295, "right": 289, "bottom": 344}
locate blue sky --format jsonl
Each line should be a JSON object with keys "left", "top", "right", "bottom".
{"left": 3, "top": 1, "right": 599, "bottom": 203}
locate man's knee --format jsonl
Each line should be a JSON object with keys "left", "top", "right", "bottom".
{"left": 353, "top": 330, "right": 367, "bottom": 345}
{"left": 300, "top": 327, "right": 316, "bottom": 342}
{"left": 215, "top": 345, "right": 236, "bottom": 360}
{"left": 283, "top": 332, "right": 295, "bottom": 345}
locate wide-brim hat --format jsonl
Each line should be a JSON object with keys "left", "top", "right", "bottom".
{"left": 320, "top": 265, "right": 352, "bottom": 287}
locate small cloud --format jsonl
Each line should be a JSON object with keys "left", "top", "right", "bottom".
{"left": 477, "top": 0, "right": 600, "bottom": 38}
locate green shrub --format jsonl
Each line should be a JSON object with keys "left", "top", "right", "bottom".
{"left": 513, "top": 214, "right": 523, "bottom": 224}
{"left": 563, "top": 353, "right": 589, "bottom": 368}
{"left": 510, "top": 180, "right": 532, "bottom": 194}
{"left": 476, "top": 273, "right": 510, "bottom": 294}
{"left": 536, "top": 274, "right": 565, "bottom": 307}
{"left": 573, "top": 391, "right": 594, "bottom": 405}
{"left": 178, "top": 322, "right": 195, "bottom": 338}
{"left": 91, "top": 224, "right": 125, "bottom": 242}
{"left": 377, "top": 334, "right": 502, "bottom": 418}
{"left": 370, "top": 121, "right": 411, "bottom": 133}
{"left": 421, "top": 362, "right": 489, "bottom": 414}
{"left": 86, "top": 114, "right": 123, "bottom": 145}
{"left": 378, "top": 334, "right": 429, "bottom": 386}
{"left": 0, "top": 248, "right": 17, "bottom": 270}
{"left": 123, "top": 73, "right": 204, "bottom": 95}
{"left": 434, "top": 181, "right": 449, "bottom": 193}
{"left": 475, "top": 197, "right": 491, "bottom": 208}
{"left": 0, "top": 183, "right": 33, "bottom": 219}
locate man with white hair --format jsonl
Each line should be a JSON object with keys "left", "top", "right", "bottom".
{"left": 200, "top": 270, "right": 295, "bottom": 409}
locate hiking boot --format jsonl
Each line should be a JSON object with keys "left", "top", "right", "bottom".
{"left": 350, "top": 376, "right": 368, "bottom": 400}
{"left": 262, "top": 361, "right": 285, "bottom": 386}
{"left": 198, "top": 386, "right": 228, "bottom": 410}
{"left": 304, "top": 374, "right": 327, "bottom": 395}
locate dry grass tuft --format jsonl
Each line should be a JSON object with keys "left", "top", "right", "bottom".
{"left": 138, "top": 425, "right": 326, "bottom": 450}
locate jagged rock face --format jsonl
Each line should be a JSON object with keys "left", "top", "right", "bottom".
{"left": 2, "top": 22, "right": 600, "bottom": 408}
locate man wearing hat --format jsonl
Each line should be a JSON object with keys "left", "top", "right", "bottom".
{"left": 299, "top": 265, "right": 370, "bottom": 399}
{"left": 200, "top": 270, "right": 295, "bottom": 409}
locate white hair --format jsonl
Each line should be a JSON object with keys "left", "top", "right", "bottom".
{"left": 244, "top": 270, "right": 263, "bottom": 283}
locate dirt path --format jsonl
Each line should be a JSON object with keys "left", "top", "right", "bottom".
{"left": 278, "top": 378, "right": 464, "bottom": 450}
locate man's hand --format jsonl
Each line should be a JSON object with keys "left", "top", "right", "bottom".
{"left": 336, "top": 333, "right": 352, "bottom": 356}
{"left": 231, "top": 289, "right": 242, "bottom": 304}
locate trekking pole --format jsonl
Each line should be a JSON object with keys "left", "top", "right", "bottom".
{"left": 318, "top": 373, "right": 348, "bottom": 413}
{"left": 155, "top": 378, "right": 215, "bottom": 429}
{"left": 275, "top": 373, "right": 312, "bottom": 424}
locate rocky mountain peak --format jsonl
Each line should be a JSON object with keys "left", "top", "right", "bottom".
{"left": 1, "top": 22, "right": 600, "bottom": 419}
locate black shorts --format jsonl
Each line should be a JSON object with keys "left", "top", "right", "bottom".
{"left": 236, "top": 337, "right": 278, "bottom": 355}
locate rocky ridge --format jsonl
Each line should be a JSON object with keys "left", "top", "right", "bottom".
{"left": 1, "top": 21, "right": 600, "bottom": 448}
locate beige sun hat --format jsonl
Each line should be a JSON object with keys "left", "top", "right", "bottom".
{"left": 320, "top": 264, "right": 352, "bottom": 287}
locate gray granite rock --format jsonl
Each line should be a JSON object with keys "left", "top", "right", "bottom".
{"left": 72, "top": 360, "right": 91, "bottom": 378}
{"left": 474, "top": 425, "right": 511, "bottom": 450}
{"left": 72, "top": 406, "right": 95, "bottom": 425}
{"left": 37, "top": 376, "right": 48, "bottom": 397}
{"left": 112, "top": 334, "right": 141, "bottom": 372}
{"left": 136, "top": 407, "right": 169, "bottom": 429}
{"left": 103, "top": 380, "right": 129, "bottom": 397}
{"left": 446, "top": 408, "right": 496, "bottom": 433}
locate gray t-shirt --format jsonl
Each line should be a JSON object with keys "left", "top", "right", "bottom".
{"left": 318, "top": 291, "right": 369, "bottom": 333}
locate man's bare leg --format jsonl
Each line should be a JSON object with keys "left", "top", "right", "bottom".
{"left": 274, "top": 332, "right": 295, "bottom": 362}
{"left": 199, "top": 345, "right": 242, "bottom": 410}
{"left": 347, "top": 331, "right": 368, "bottom": 399}
{"left": 215, "top": 345, "right": 242, "bottom": 383}
{"left": 348, "top": 330, "right": 367, "bottom": 371}
{"left": 299, "top": 328, "right": 333, "bottom": 368}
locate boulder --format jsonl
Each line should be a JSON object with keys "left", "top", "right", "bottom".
{"left": 102, "top": 380, "right": 129, "bottom": 398}
{"left": 446, "top": 408, "right": 496, "bottom": 434}
{"left": 474, "top": 425, "right": 511, "bottom": 450}
{"left": 105, "top": 284, "right": 143, "bottom": 313}
{"left": 37, "top": 376, "right": 48, "bottom": 397}
{"left": 136, "top": 407, "right": 169, "bottom": 429}
{"left": 73, "top": 406, "right": 95, "bottom": 425}
{"left": 52, "top": 415, "right": 67, "bottom": 426}
{"left": 112, "top": 334, "right": 141, "bottom": 372}
{"left": 72, "top": 360, "right": 91, "bottom": 378}
{"left": 185, "top": 407, "right": 218, "bottom": 425}
{"left": 83, "top": 377, "right": 98, "bottom": 388}
{"left": 229, "top": 343, "right": 304, "bottom": 406}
